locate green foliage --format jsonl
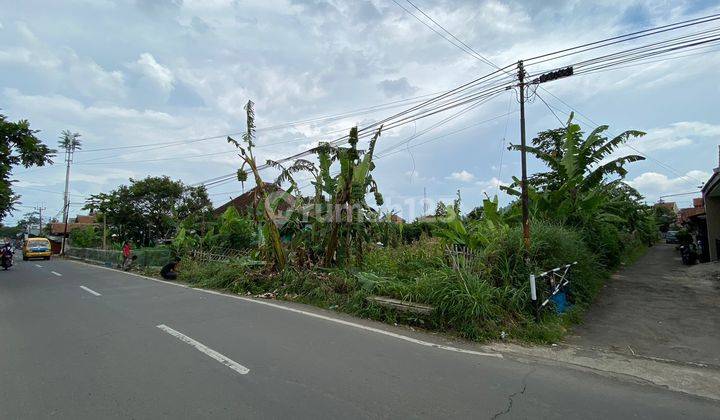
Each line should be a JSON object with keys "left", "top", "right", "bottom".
{"left": 210, "top": 207, "right": 257, "bottom": 250}
{"left": 503, "top": 115, "right": 655, "bottom": 268}
{"left": 227, "top": 100, "right": 286, "bottom": 270}
{"left": 434, "top": 201, "right": 447, "bottom": 217}
{"left": 653, "top": 204, "right": 677, "bottom": 233}
{"left": 179, "top": 258, "right": 269, "bottom": 292}
{"left": 0, "top": 113, "right": 55, "bottom": 220}
{"left": 69, "top": 226, "right": 100, "bottom": 248}
{"left": 267, "top": 125, "right": 385, "bottom": 267}
{"left": 85, "top": 176, "right": 212, "bottom": 246}
{"left": 359, "top": 221, "right": 602, "bottom": 341}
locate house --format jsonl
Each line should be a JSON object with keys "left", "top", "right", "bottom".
{"left": 655, "top": 201, "right": 679, "bottom": 214}
{"left": 49, "top": 213, "right": 99, "bottom": 254}
{"left": 50, "top": 213, "right": 99, "bottom": 235}
{"left": 382, "top": 213, "right": 406, "bottom": 224}
{"left": 702, "top": 153, "right": 720, "bottom": 260}
{"left": 214, "top": 183, "right": 295, "bottom": 220}
{"left": 678, "top": 197, "right": 708, "bottom": 262}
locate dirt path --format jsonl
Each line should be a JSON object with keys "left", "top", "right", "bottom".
{"left": 565, "top": 243, "right": 720, "bottom": 367}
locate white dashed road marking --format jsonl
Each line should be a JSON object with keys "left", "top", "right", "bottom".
{"left": 51, "top": 271, "right": 62, "bottom": 277}
{"left": 80, "top": 286, "right": 101, "bottom": 296}
{"left": 35, "top": 264, "right": 43, "bottom": 268}
{"left": 156, "top": 324, "right": 250, "bottom": 375}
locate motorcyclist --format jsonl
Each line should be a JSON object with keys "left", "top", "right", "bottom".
{"left": 1, "top": 242, "right": 14, "bottom": 269}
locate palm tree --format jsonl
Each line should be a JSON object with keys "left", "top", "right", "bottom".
{"left": 59, "top": 130, "right": 82, "bottom": 153}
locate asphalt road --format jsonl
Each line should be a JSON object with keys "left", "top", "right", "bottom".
{"left": 1, "top": 257, "right": 718, "bottom": 419}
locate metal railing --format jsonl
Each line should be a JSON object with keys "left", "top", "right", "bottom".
{"left": 66, "top": 246, "right": 171, "bottom": 268}
{"left": 529, "top": 261, "right": 578, "bottom": 316}
{"left": 190, "top": 246, "right": 249, "bottom": 263}
{"left": 445, "top": 244, "right": 480, "bottom": 272}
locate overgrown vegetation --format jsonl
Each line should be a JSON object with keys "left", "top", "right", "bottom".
{"left": 160, "top": 111, "right": 658, "bottom": 343}
{"left": 0, "top": 113, "right": 55, "bottom": 219}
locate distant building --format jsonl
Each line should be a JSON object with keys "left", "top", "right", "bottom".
{"left": 50, "top": 213, "right": 98, "bottom": 236}
{"left": 382, "top": 213, "right": 406, "bottom": 224}
{"left": 702, "top": 152, "right": 720, "bottom": 260}
{"left": 654, "top": 201, "right": 679, "bottom": 214}
{"left": 49, "top": 213, "right": 99, "bottom": 254}
{"left": 214, "top": 183, "right": 295, "bottom": 224}
{"left": 678, "top": 197, "right": 708, "bottom": 262}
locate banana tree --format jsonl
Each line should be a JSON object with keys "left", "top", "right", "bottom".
{"left": 227, "top": 100, "right": 286, "bottom": 270}
{"left": 267, "top": 125, "right": 384, "bottom": 267}
{"left": 323, "top": 125, "right": 383, "bottom": 266}
{"left": 504, "top": 113, "right": 646, "bottom": 224}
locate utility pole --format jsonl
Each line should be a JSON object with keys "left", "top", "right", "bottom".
{"left": 517, "top": 60, "right": 531, "bottom": 256}
{"left": 102, "top": 213, "right": 107, "bottom": 250}
{"left": 59, "top": 131, "right": 81, "bottom": 255}
{"left": 515, "top": 62, "right": 574, "bottom": 257}
{"left": 35, "top": 204, "right": 46, "bottom": 236}
{"left": 423, "top": 187, "right": 427, "bottom": 216}
{"left": 61, "top": 201, "right": 70, "bottom": 254}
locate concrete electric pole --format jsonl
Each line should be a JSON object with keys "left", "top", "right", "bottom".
{"left": 59, "top": 130, "right": 82, "bottom": 254}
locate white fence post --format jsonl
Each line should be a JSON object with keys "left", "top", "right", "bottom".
{"left": 529, "top": 274, "right": 537, "bottom": 301}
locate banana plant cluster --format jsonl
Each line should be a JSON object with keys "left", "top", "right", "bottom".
{"left": 503, "top": 113, "right": 650, "bottom": 233}
{"left": 227, "top": 100, "right": 286, "bottom": 270}
{"left": 269, "top": 125, "right": 385, "bottom": 267}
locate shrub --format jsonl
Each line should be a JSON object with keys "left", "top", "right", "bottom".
{"left": 69, "top": 226, "right": 100, "bottom": 248}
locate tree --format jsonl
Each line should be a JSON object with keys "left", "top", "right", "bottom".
{"left": 452, "top": 189, "right": 462, "bottom": 216}
{"left": 503, "top": 114, "right": 654, "bottom": 265}
{"left": 58, "top": 130, "right": 82, "bottom": 152}
{"left": 0, "top": 223, "right": 22, "bottom": 239}
{"left": 227, "top": 100, "right": 286, "bottom": 270}
{"left": 69, "top": 226, "right": 100, "bottom": 248}
{"left": 268, "top": 125, "right": 385, "bottom": 267}
{"left": 85, "top": 177, "right": 212, "bottom": 246}
{"left": 654, "top": 204, "right": 676, "bottom": 233}
{"left": 0, "top": 113, "right": 55, "bottom": 220}
{"left": 435, "top": 201, "right": 447, "bottom": 218}
{"left": 504, "top": 113, "right": 646, "bottom": 226}
{"left": 16, "top": 211, "right": 40, "bottom": 234}
{"left": 466, "top": 206, "right": 484, "bottom": 221}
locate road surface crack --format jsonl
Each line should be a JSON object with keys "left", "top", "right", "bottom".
{"left": 491, "top": 368, "right": 535, "bottom": 419}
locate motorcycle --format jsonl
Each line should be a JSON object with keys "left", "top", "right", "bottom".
{"left": 680, "top": 243, "right": 698, "bottom": 265}
{"left": 1, "top": 247, "right": 13, "bottom": 270}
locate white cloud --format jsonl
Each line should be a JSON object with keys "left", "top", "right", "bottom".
{"left": 474, "top": 177, "right": 508, "bottom": 197}
{"left": 447, "top": 170, "right": 475, "bottom": 182}
{"left": 626, "top": 170, "right": 708, "bottom": 201}
{"left": 72, "top": 169, "right": 137, "bottom": 185}
{"left": 627, "top": 121, "right": 720, "bottom": 154}
{"left": 128, "top": 53, "right": 175, "bottom": 93}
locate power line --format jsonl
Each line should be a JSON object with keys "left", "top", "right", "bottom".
{"left": 192, "top": 71, "right": 517, "bottom": 188}
{"left": 390, "top": 0, "right": 486, "bottom": 64}
{"left": 75, "top": 90, "right": 446, "bottom": 155}
{"left": 401, "top": 0, "right": 498, "bottom": 69}
{"left": 537, "top": 87, "right": 706, "bottom": 186}
{"left": 523, "top": 12, "right": 720, "bottom": 64}
{"left": 658, "top": 190, "right": 702, "bottom": 199}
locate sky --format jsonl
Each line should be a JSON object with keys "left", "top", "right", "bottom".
{"left": 2, "top": 0, "right": 719, "bottom": 225}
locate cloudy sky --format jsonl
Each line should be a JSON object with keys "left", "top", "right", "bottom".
{"left": 2, "top": 0, "right": 719, "bottom": 224}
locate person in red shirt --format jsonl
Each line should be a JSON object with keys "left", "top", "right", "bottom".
{"left": 121, "top": 241, "right": 132, "bottom": 270}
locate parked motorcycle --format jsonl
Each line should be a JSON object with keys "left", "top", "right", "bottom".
{"left": 680, "top": 243, "right": 698, "bottom": 265}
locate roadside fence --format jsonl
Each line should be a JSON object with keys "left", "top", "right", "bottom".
{"left": 190, "top": 247, "right": 249, "bottom": 263}
{"left": 445, "top": 244, "right": 480, "bottom": 272}
{"left": 529, "top": 261, "right": 578, "bottom": 317}
{"left": 66, "top": 246, "right": 171, "bottom": 268}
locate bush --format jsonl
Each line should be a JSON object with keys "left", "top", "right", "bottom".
{"left": 69, "top": 226, "right": 100, "bottom": 248}
{"left": 179, "top": 258, "right": 271, "bottom": 293}
{"left": 357, "top": 220, "right": 603, "bottom": 341}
